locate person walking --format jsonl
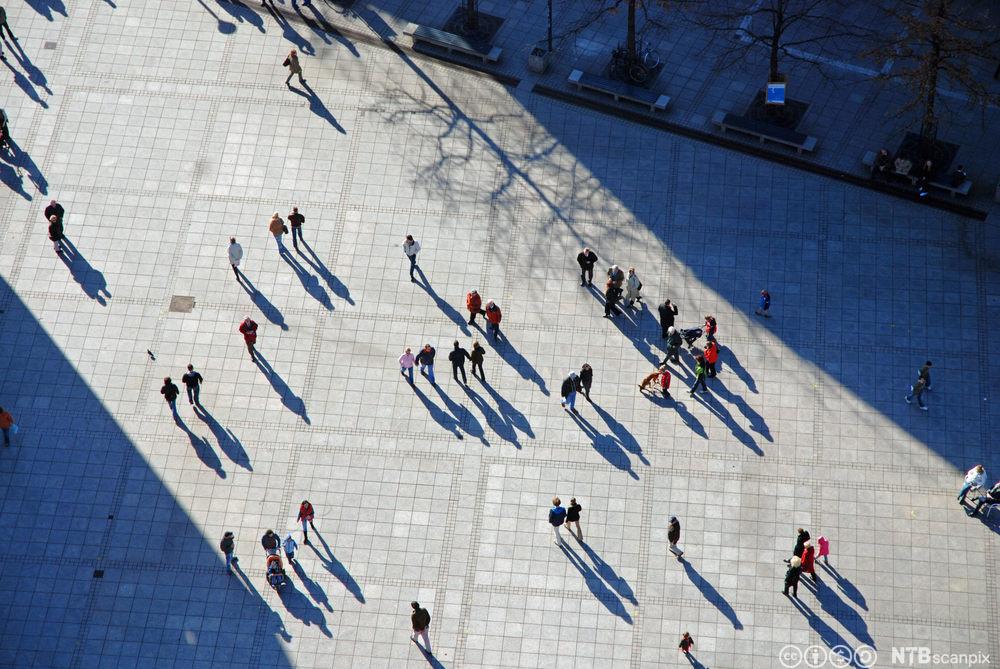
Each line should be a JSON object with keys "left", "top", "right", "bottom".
{"left": 484, "top": 300, "right": 502, "bottom": 340}
{"left": 283, "top": 533, "right": 298, "bottom": 564}
{"left": 704, "top": 341, "right": 719, "bottom": 378}
{"left": 239, "top": 316, "right": 259, "bottom": 361}
{"left": 228, "top": 237, "right": 243, "bottom": 277}
{"left": 261, "top": 529, "right": 280, "bottom": 555}
{"left": 565, "top": 498, "right": 583, "bottom": 541}
{"left": 817, "top": 536, "right": 830, "bottom": 565}
{"left": 283, "top": 49, "right": 305, "bottom": 86}
{"left": 783, "top": 556, "right": 802, "bottom": 597}
{"left": 667, "top": 516, "right": 683, "bottom": 557}
{"left": 788, "top": 528, "right": 810, "bottom": 561}
{"left": 48, "top": 215, "right": 65, "bottom": 254}
{"left": 704, "top": 315, "right": 718, "bottom": 343}
{"left": 0, "top": 406, "right": 14, "bottom": 447}
{"left": 181, "top": 364, "right": 203, "bottom": 406}
{"left": 603, "top": 279, "right": 622, "bottom": 318}
{"left": 470, "top": 341, "right": 486, "bottom": 381}
{"left": 800, "top": 540, "right": 818, "bottom": 582}
{"left": 560, "top": 372, "right": 580, "bottom": 415}
{"left": 755, "top": 289, "right": 771, "bottom": 317}
{"left": 410, "top": 602, "right": 433, "bottom": 656}
{"left": 268, "top": 212, "right": 286, "bottom": 251}
{"left": 399, "top": 347, "right": 415, "bottom": 384}
{"left": 548, "top": 497, "right": 567, "bottom": 545}
{"left": 160, "top": 377, "right": 180, "bottom": 416}
{"left": 465, "top": 289, "right": 483, "bottom": 325}
{"left": 607, "top": 264, "right": 624, "bottom": 290}
{"left": 577, "top": 247, "right": 598, "bottom": 286}
{"left": 44, "top": 200, "right": 64, "bottom": 224}
{"left": 624, "top": 267, "right": 642, "bottom": 308}
{"left": 905, "top": 377, "right": 928, "bottom": 411}
{"left": 297, "top": 500, "right": 316, "bottom": 545}
{"left": 918, "top": 360, "right": 933, "bottom": 391}
{"left": 402, "top": 235, "right": 420, "bottom": 282}
{"left": 287, "top": 207, "right": 305, "bottom": 249}
{"left": 220, "top": 531, "right": 237, "bottom": 573}
{"left": 959, "top": 465, "right": 987, "bottom": 505}
{"left": 415, "top": 344, "right": 437, "bottom": 386}
{"left": 679, "top": 632, "right": 695, "bottom": 656}
{"left": 658, "top": 299, "right": 678, "bottom": 338}
{"left": 579, "top": 364, "right": 593, "bottom": 402}
{"left": 664, "top": 326, "right": 682, "bottom": 364}
{"left": 448, "top": 341, "right": 469, "bottom": 384}
{"left": 688, "top": 356, "right": 708, "bottom": 396}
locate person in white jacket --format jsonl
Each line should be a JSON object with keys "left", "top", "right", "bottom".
{"left": 403, "top": 235, "right": 421, "bottom": 282}
{"left": 624, "top": 267, "right": 642, "bottom": 308}
{"left": 228, "top": 237, "right": 244, "bottom": 277}
{"left": 958, "top": 465, "right": 986, "bottom": 505}
{"left": 283, "top": 533, "right": 298, "bottom": 564}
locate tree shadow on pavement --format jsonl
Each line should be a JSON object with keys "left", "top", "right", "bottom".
{"left": 173, "top": 412, "right": 227, "bottom": 478}
{"left": 298, "top": 239, "right": 354, "bottom": 304}
{"left": 820, "top": 562, "right": 868, "bottom": 611}
{"left": 692, "top": 390, "right": 763, "bottom": 455}
{"left": 254, "top": 352, "right": 311, "bottom": 424}
{"left": 591, "top": 402, "right": 649, "bottom": 466}
{"left": 290, "top": 81, "right": 347, "bottom": 133}
{"left": 194, "top": 404, "right": 252, "bottom": 471}
{"left": 237, "top": 271, "right": 289, "bottom": 329}
{"left": 570, "top": 411, "right": 639, "bottom": 480}
{"left": 59, "top": 237, "right": 112, "bottom": 306}
{"left": 311, "top": 529, "right": 365, "bottom": 603}
{"left": 277, "top": 579, "right": 333, "bottom": 638}
{"left": 410, "top": 382, "right": 463, "bottom": 440}
{"left": 291, "top": 560, "right": 334, "bottom": 612}
{"left": 280, "top": 245, "right": 333, "bottom": 310}
{"left": 681, "top": 558, "right": 743, "bottom": 630}
{"left": 579, "top": 541, "right": 637, "bottom": 605}
{"left": 559, "top": 542, "right": 633, "bottom": 624}
{"left": 412, "top": 269, "right": 470, "bottom": 335}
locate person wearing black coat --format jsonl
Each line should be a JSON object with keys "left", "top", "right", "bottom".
{"left": 577, "top": 248, "right": 598, "bottom": 286}
{"left": 793, "top": 528, "right": 810, "bottom": 558}
{"left": 470, "top": 341, "right": 486, "bottom": 381}
{"left": 658, "top": 299, "right": 678, "bottom": 338}
{"left": 44, "top": 200, "right": 65, "bottom": 223}
{"left": 667, "top": 516, "right": 683, "bottom": 557}
{"left": 560, "top": 372, "right": 581, "bottom": 414}
{"left": 160, "top": 377, "right": 180, "bottom": 415}
{"left": 604, "top": 280, "right": 622, "bottom": 318}
{"left": 448, "top": 340, "right": 470, "bottom": 384}
{"left": 783, "top": 557, "right": 802, "bottom": 597}
{"left": 579, "top": 364, "right": 593, "bottom": 402}
{"left": 261, "top": 529, "right": 279, "bottom": 554}
{"left": 48, "top": 215, "right": 65, "bottom": 254}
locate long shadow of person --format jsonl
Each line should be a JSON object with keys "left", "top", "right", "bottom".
{"left": 811, "top": 577, "right": 875, "bottom": 647}
{"left": 714, "top": 381, "right": 773, "bottom": 443}
{"left": 476, "top": 378, "right": 533, "bottom": 443}
{"left": 280, "top": 246, "right": 333, "bottom": 310}
{"left": 461, "top": 383, "right": 511, "bottom": 447}
{"left": 193, "top": 404, "right": 252, "bottom": 471}
{"left": 3, "top": 135, "right": 47, "bottom": 194}
{"left": 230, "top": 560, "right": 293, "bottom": 642}
{"left": 820, "top": 562, "right": 867, "bottom": 611}
{"left": 25, "top": 0, "right": 68, "bottom": 20}
{"left": 291, "top": 560, "right": 333, "bottom": 612}
{"left": 1, "top": 58, "right": 47, "bottom": 109}
{"left": 214, "top": 0, "right": 266, "bottom": 32}
{"left": 410, "top": 383, "right": 463, "bottom": 440}
{"left": 607, "top": 302, "right": 662, "bottom": 367}
{"left": 173, "top": 412, "right": 227, "bottom": 478}
{"left": 289, "top": 81, "right": 347, "bottom": 134}
{"left": 310, "top": 529, "right": 365, "bottom": 603}
{"left": 692, "top": 391, "right": 763, "bottom": 455}
{"left": 432, "top": 383, "right": 484, "bottom": 444}
{"left": 682, "top": 653, "right": 708, "bottom": 669}
{"left": 236, "top": 272, "right": 289, "bottom": 330}
{"left": 645, "top": 392, "right": 708, "bottom": 439}
{"left": 489, "top": 334, "right": 549, "bottom": 396}
{"left": 254, "top": 352, "right": 311, "bottom": 424}
{"left": 8, "top": 38, "right": 48, "bottom": 96}
{"left": 301, "top": 2, "right": 359, "bottom": 55}
{"left": 559, "top": 542, "right": 632, "bottom": 623}
{"left": 289, "top": 0, "right": 332, "bottom": 46}
{"left": 680, "top": 558, "right": 743, "bottom": 630}
{"left": 790, "top": 597, "right": 866, "bottom": 668}
{"left": 59, "top": 237, "right": 112, "bottom": 306}
{"left": 579, "top": 542, "right": 637, "bottom": 605}
{"left": 297, "top": 239, "right": 354, "bottom": 304}
{"left": 570, "top": 412, "right": 639, "bottom": 480}
{"left": 721, "top": 347, "right": 758, "bottom": 394}
{"left": 591, "top": 402, "right": 649, "bottom": 466}
{"left": 277, "top": 579, "right": 333, "bottom": 638}
{"left": 264, "top": 2, "right": 315, "bottom": 54}
{"left": 0, "top": 154, "right": 30, "bottom": 199}
{"left": 412, "top": 269, "right": 469, "bottom": 335}
{"left": 195, "top": 0, "right": 238, "bottom": 33}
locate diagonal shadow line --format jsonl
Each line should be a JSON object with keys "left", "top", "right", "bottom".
{"left": 309, "top": 528, "right": 365, "bottom": 603}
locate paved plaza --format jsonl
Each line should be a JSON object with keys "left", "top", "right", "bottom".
{"left": 0, "top": 1, "right": 999, "bottom": 668}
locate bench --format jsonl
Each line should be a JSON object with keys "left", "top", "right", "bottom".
{"left": 712, "top": 110, "right": 817, "bottom": 154}
{"left": 862, "top": 150, "right": 973, "bottom": 197}
{"left": 568, "top": 69, "right": 670, "bottom": 112}
{"left": 403, "top": 23, "right": 501, "bottom": 64}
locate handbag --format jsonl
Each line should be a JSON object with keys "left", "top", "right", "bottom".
{"left": 282, "top": 225, "right": 289, "bottom": 234}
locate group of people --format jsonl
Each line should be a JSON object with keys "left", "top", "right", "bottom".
{"left": 958, "top": 464, "right": 1000, "bottom": 518}
{"left": 871, "top": 148, "right": 968, "bottom": 198}
{"left": 782, "top": 528, "right": 830, "bottom": 598}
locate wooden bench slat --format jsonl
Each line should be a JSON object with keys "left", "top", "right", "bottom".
{"left": 567, "top": 69, "right": 669, "bottom": 112}
{"left": 404, "top": 22, "right": 501, "bottom": 63}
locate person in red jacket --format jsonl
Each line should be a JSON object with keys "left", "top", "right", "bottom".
{"left": 239, "top": 316, "right": 259, "bottom": 361}
{"left": 704, "top": 315, "right": 718, "bottom": 343}
{"left": 658, "top": 368, "right": 672, "bottom": 398}
{"left": 297, "top": 500, "right": 316, "bottom": 545}
{"left": 800, "top": 540, "right": 818, "bottom": 582}
{"left": 704, "top": 340, "right": 719, "bottom": 378}
{"left": 466, "top": 290, "right": 483, "bottom": 325}
{"left": 484, "top": 300, "right": 502, "bottom": 341}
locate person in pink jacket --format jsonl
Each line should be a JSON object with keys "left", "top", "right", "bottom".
{"left": 817, "top": 536, "right": 830, "bottom": 565}
{"left": 399, "top": 348, "right": 415, "bottom": 384}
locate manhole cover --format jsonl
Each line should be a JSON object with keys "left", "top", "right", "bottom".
{"left": 169, "top": 296, "right": 195, "bottom": 313}
{"left": 43, "top": 41, "right": 57, "bottom": 50}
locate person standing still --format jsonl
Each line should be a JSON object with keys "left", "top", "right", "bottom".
{"left": 48, "top": 215, "right": 65, "bottom": 254}
{"left": 283, "top": 49, "right": 304, "bottom": 86}
{"left": 415, "top": 344, "right": 437, "bottom": 386}
{"left": 579, "top": 364, "right": 593, "bottom": 402}
{"left": 603, "top": 279, "right": 622, "bottom": 318}
{"left": 484, "top": 300, "right": 502, "bottom": 340}
{"left": 449, "top": 341, "right": 469, "bottom": 384}
{"left": 44, "top": 200, "right": 64, "bottom": 224}
{"left": 298, "top": 500, "right": 316, "bottom": 545}
{"left": 704, "top": 315, "right": 718, "bottom": 344}
{"left": 905, "top": 377, "right": 928, "bottom": 411}
{"left": 399, "top": 347, "right": 415, "bottom": 384}
{"left": 548, "top": 497, "right": 567, "bottom": 545}
{"left": 161, "top": 377, "right": 180, "bottom": 416}
{"left": 801, "top": 541, "right": 818, "bottom": 582}
{"left": 287, "top": 207, "right": 305, "bottom": 250}
{"left": 220, "top": 531, "right": 237, "bottom": 573}
{"left": 565, "top": 498, "right": 583, "bottom": 541}
{"left": 403, "top": 235, "right": 420, "bottom": 282}
{"left": 470, "top": 341, "right": 486, "bottom": 381}
{"left": 755, "top": 289, "right": 771, "bottom": 317}
{"left": 410, "top": 602, "right": 433, "bottom": 656}
{"left": 239, "top": 316, "right": 259, "bottom": 361}
{"left": 261, "top": 529, "right": 280, "bottom": 555}
{"left": 268, "top": 212, "right": 286, "bottom": 251}
{"left": 668, "top": 515, "right": 683, "bottom": 557}
{"left": 577, "top": 247, "right": 598, "bottom": 286}
{"left": 664, "top": 327, "right": 682, "bottom": 364}
{"left": 465, "top": 289, "right": 483, "bottom": 325}
{"left": 624, "top": 267, "right": 642, "bottom": 308}
{"left": 704, "top": 341, "right": 719, "bottom": 378}
{"left": 0, "top": 406, "right": 14, "bottom": 447}
{"left": 658, "top": 299, "right": 678, "bottom": 338}
{"left": 228, "top": 237, "right": 243, "bottom": 277}
{"left": 783, "top": 557, "right": 802, "bottom": 597}
{"left": 918, "top": 360, "right": 933, "bottom": 390}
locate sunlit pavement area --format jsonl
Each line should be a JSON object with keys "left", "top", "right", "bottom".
{"left": 0, "top": 1, "right": 998, "bottom": 667}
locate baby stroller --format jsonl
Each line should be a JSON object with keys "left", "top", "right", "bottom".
{"left": 265, "top": 553, "right": 288, "bottom": 591}
{"left": 680, "top": 327, "right": 703, "bottom": 349}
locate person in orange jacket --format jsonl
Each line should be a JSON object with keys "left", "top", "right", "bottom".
{"left": 466, "top": 290, "right": 483, "bottom": 325}
{"left": 704, "top": 340, "right": 719, "bottom": 378}
{"left": 484, "top": 300, "right": 502, "bottom": 340}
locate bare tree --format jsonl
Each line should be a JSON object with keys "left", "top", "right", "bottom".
{"left": 863, "top": 0, "right": 1000, "bottom": 146}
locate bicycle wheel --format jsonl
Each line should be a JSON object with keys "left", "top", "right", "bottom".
{"left": 629, "top": 63, "right": 649, "bottom": 84}
{"left": 643, "top": 49, "right": 661, "bottom": 69}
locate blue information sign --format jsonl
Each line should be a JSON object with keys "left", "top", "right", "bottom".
{"left": 766, "top": 82, "right": 786, "bottom": 105}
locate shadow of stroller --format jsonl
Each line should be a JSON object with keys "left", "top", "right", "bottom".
{"left": 681, "top": 558, "right": 743, "bottom": 630}
{"left": 297, "top": 239, "right": 354, "bottom": 304}
{"left": 230, "top": 561, "right": 292, "bottom": 642}
{"left": 310, "top": 529, "right": 365, "bottom": 603}
{"left": 194, "top": 404, "right": 252, "bottom": 471}
{"left": 59, "top": 237, "right": 112, "bottom": 306}
{"left": 254, "top": 352, "right": 311, "bottom": 424}
{"left": 173, "top": 413, "right": 226, "bottom": 478}
{"left": 236, "top": 271, "right": 289, "bottom": 330}
{"left": 291, "top": 560, "right": 333, "bottom": 612}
